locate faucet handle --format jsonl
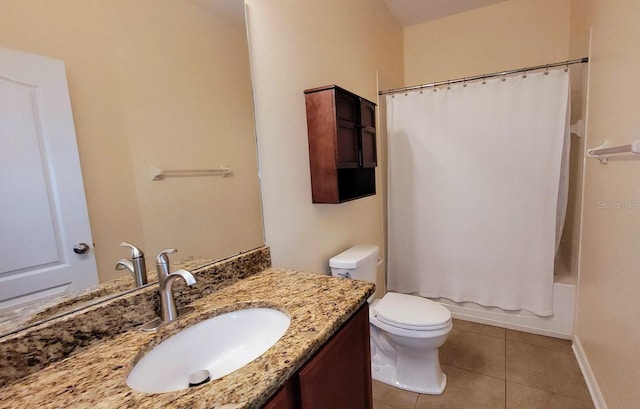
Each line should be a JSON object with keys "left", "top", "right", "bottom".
{"left": 155, "top": 249, "right": 177, "bottom": 288}
{"left": 156, "top": 248, "right": 177, "bottom": 264}
{"left": 120, "top": 242, "right": 144, "bottom": 258}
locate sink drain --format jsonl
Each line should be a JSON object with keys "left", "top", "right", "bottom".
{"left": 188, "top": 370, "right": 211, "bottom": 387}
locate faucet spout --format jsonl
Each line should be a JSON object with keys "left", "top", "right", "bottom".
{"left": 115, "top": 259, "right": 134, "bottom": 272}
{"left": 160, "top": 269, "right": 197, "bottom": 323}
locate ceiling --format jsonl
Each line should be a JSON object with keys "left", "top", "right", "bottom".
{"left": 187, "top": 0, "right": 245, "bottom": 26}
{"left": 188, "top": 1, "right": 507, "bottom": 29}
{"left": 383, "top": 0, "right": 507, "bottom": 27}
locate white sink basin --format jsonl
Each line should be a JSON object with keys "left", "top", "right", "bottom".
{"left": 126, "top": 308, "right": 290, "bottom": 393}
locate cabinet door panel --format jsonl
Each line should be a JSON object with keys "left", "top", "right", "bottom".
{"left": 336, "top": 91, "right": 359, "bottom": 122}
{"left": 336, "top": 119, "right": 359, "bottom": 168}
{"left": 360, "top": 99, "right": 376, "bottom": 128}
{"left": 262, "top": 381, "right": 298, "bottom": 409}
{"left": 361, "top": 128, "right": 377, "bottom": 168}
{"left": 335, "top": 91, "right": 360, "bottom": 168}
{"left": 298, "top": 305, "right": 372, "bottom": 409}
{"left": 360, "top": 100, "right": 377, "bottom": 168}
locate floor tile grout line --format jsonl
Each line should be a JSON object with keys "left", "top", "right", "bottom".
{"left": 453, "top": 329, "right": 506, "bottom": 340}
{"left": 380, "top": 399, "right": 413, "bottom": 409}
{"left": 454, "top": 319, "right": 573, "bottom": 347}
{"left": 451, "top": 321, "right": 507, "bottom": 340}
{"left": 372, "top": 398, "right": 411, "bottom": 409}
{"left": 441, "top": 362, "right": 507, "bottom": 381}
{"left": 505, "top": 337, "right": 573, "bottom": 351}
{"left": 505, "top": 379, "right": 596, "bottom": 403}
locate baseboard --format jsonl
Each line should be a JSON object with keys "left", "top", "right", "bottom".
{"left": 572, "top": 336, "right": 608, "bottom": 409}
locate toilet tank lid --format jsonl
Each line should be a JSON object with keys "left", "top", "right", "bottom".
{"left": 329, "top": 245, "right": 379, "bottom": 269}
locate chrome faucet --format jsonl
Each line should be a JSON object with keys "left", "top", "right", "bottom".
{"left": 160, "top": 269, "right": 196, "bottom": 323}
{"left": 141, "top": 248, "right": 197, "bottom": 331}
{"left": 115, "top": 242, "right": 148, "bottom": 287}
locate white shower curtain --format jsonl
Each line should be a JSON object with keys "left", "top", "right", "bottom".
{"left": 386, "top": 69, "right": 570, "bottom": 316}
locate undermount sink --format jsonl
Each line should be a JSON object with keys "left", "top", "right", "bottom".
{"left": 126, "top": 308, "right": 291, "bottom": 393}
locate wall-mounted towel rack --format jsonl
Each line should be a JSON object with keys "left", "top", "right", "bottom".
{"left": 150, "top": 165, "right": 231, "bottom": 180}
{"left": 587, "top": 140, "right": 640, "bottom": 164}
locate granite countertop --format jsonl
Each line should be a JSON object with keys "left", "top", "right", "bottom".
{"left": 0, "top": 268, "right": 374, "bottom": 409}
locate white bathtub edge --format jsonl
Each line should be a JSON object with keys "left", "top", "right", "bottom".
{"left": 435, "top": 282, "right": 576, "bottom": 340}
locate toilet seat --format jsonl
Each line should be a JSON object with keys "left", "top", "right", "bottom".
{"left": 373, "top": 292, "right": 451, "bottom": 331}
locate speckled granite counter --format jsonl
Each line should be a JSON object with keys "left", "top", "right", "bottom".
{"left": 0, "top": 269, "right": 374, "bottom": 408}
{"left": 0, "top": 247, "right": 271, "bottom": 386}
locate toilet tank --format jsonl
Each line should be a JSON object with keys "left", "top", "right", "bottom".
{"left": 329, "top": 245, "right": 379, "bottom": 283}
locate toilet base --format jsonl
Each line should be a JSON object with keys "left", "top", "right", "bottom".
{"left": 371, "top": 361, "right": 447, "bottom": 395}
{"left": 369, "top": 320, "right": 450, "bottom": 395}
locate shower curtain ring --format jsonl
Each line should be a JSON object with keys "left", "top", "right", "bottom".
{"left": 447, "top": 80, "right": 451, "bottom": 90}
{"left": 463, "top": 78, "right": 467, "bottom": 87}
{"left": 544, "top": 65, "right": 550, "bottom": 75}
{"left": 522, "top": 69, "right": 527, "bottom": 79}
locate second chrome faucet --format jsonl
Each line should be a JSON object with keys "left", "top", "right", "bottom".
{"left": 141, "top": 248, "right": 197, "bottom": 332}
{"left": 115, "top": 242, "right": 148, "bottom": 287}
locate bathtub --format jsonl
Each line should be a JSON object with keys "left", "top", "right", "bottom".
{"left": 431, "top": 280, "right": 576, "bottom": 339}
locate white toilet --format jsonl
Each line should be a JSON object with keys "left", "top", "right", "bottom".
{"left": 330, "top": 245, "right": 452, "bottom": 395}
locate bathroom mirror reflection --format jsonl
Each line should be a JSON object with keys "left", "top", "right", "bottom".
{"left": 0, "top": 0, "right": 264, "bottom": 335}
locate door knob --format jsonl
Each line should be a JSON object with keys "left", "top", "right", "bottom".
{"left": 73, "top": 243, "right": 91, "bottom": 254}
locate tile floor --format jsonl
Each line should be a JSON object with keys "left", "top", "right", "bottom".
{"left": 372, "top": 319, "right": 595, "bottom": 409}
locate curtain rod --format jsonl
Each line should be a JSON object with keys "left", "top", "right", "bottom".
{"left": 378, "top": 57, "right": 589, "bottom": 96}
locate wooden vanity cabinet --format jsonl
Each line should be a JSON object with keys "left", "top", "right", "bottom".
{"left": 262, "top": 303, "right": 372, "bottom": 409}
{"left": 263, "top": 381, "right": 298, "bottom": 409}
{"left": 304, "top": 85, "right": 377, "bottom": 203}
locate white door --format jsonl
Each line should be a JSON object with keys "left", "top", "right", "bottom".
{"left": 0, "top": 47, "right": 98, "bottom": 308}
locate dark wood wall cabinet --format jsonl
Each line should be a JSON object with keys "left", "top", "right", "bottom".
{"left": 262, "top": 303, "right": 373, "bottom": 409}
{"left": 304, "top": 85, "right": 377, "bottom": 203}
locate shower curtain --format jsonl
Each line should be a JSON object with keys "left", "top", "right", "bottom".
{"left": 386, "top": 69, "right": 570, "bottom": 316}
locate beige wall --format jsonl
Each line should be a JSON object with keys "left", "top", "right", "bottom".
{"left": 0, "top": 0, "right": 263, "bottom": 282}
{"left": 573, "top": 0, "right": 640, "bottom": 407}
{"left": 245, "top": 0, "right": 403, "bottom": 296}
{"left": 404, "top": 0, "right": 571, "bottom": 85}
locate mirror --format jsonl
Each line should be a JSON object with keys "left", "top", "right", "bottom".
{"left": 0, "top": 0, "right": 264, "bottom": 335}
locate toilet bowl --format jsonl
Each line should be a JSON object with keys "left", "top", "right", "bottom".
{"left": 369, "top": 293, "right": 452, "bottom": 394}
{"left": 329, "top": 245, "right": 452, "bottom": 395}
